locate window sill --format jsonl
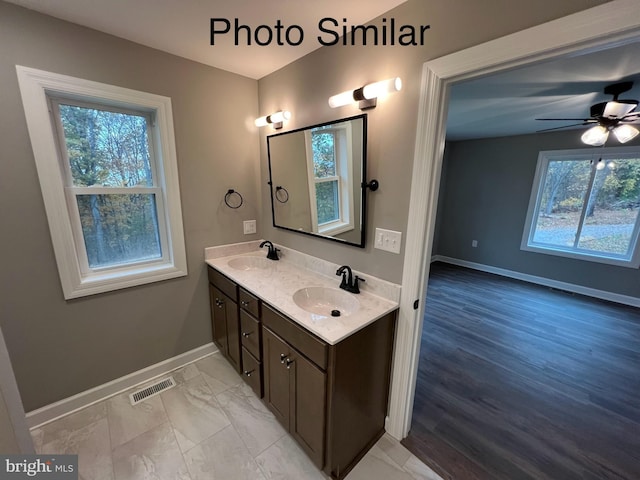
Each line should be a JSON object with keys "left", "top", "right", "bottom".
{"left": 65, "top": 262, "right": 188, "bottom": 299}
{"left": 521, "top": 243, "right": 640, "bottom": 269}
{"left": 318, "top": 222, "right": 355, "bottom": 236}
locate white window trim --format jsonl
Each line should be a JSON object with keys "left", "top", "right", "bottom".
{"left": 16, "top": 66, "right": 187, "bottom": 299}
{"left": 304, "top": 125, "right": 355, "bottom": 235}
{"left": 521, "top": 146, "right": 640, "bottom": 268}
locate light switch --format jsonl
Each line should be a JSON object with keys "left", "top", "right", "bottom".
{"left": 374, "top": 228, "right": 402, "bottom": 254}
{"left": 243, "top": 220, "right": 256, "bottom": 235}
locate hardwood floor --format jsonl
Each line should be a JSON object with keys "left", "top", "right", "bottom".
{"left": 402, "top": 262, "right": 640, "bottom": 480}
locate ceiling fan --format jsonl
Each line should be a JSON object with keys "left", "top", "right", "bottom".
{"left": 536, "top": 81, "right": 640, "bottom": 146}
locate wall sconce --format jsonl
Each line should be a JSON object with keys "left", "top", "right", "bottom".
{"left": 581, "top": 123, "right": 639, "bottom": 146}
{"left": 255, "top": 110, "right": 291, "bottom": 129}
{"left": 328, "top": 77, "right": 402, "bottom": 110}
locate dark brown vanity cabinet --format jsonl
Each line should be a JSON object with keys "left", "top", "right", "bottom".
{"left": 262, "top": 304, "right": 396, "bottom": 480}
{"left": 207, "top": 266, "right": 396, "bottom": 480}
{"left": 208, "top": 268, "right": 241, "bottom": 373}
{"left": 263, "top": 323, "right": 327, "bottom": 468}
{"left": 208, "top": 266, "right": 265, "bottom": 396}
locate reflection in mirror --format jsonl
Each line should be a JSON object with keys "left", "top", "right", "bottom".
{"left": 267, "top": 114, "right": 367, "bottom": 247}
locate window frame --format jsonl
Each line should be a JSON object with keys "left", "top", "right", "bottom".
{"left": 521, "top": 146, "right": 640, "bottom": 268}
{"left": 304, "top": 124, "right": 355, "bottom": 236}
{"left": 16, "top": 66, "right": 187, "bottom": 299}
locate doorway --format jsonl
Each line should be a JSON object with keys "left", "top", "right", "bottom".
{"left": 385, "top": 0, "right": 640, "bottom": 447}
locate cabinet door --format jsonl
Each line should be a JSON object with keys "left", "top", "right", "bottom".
{"left": 210, "top": 285, "right": 228, "bottom": 357}
{"left": 263, "top": 327, "right": 291, "bottom": 430}
{"left": 290, "top": 350, "right": 326, "bottom": 468}
{"left": 210, "top": 285, "right": 241, "bottom": 372}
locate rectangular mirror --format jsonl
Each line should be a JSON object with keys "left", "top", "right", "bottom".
{"left": 267, "top": 114, "right": 367, "bottom": 247}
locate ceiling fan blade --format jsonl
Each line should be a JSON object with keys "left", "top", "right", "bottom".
{"left": 535, "top": 117, "right": 593, "bottom": 121}
{"left": 536, "top": 122, "right": 593, "bottom": 133}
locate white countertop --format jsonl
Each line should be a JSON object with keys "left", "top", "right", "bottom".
{"left": 205, "top": 247, "right": 399, "bottom": 345}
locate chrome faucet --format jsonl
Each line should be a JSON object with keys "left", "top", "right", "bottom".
{"left": 336, "top": 265, "right": 365, "bottom": 294}
{"left": 259, "top": 240, "right": 280, "bottom": 260}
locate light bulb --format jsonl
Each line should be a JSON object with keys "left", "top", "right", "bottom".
{"left": 581, "top": 125, "right": 609, "bottom": 146}
{"left": 269, "top": 111, "right": 291, "bottom": 124}
{"left": 612, "top": 124, "right": 639, "bottom": 143}
{"left": 254, "top": 110, "right": 291, "bottom": 127}
{"left": 362, "top": 77, "right": 402, "bottom": 100}
{"left": 607, "top": 161, "right": 616, "bottom": 170}
{"left": 254, "top": 116, "right": 269, "bottom": 127}
{"left": 328, "top": 90, "right": 356, "bottom": 108}
{"left": 596, "top": 159, "right": 606, "bottom": 170}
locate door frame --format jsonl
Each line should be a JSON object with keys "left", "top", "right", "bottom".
{"left": 386, "top": 0, "right": 640, "bottom": 439}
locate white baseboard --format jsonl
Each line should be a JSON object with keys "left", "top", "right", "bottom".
{"left": 431, "top": 255, "right": 640, "bottom": 308}
{"left": 26, "top": 342, "right": 218, "bottom": 429}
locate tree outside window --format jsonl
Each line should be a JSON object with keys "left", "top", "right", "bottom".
{"left": 56, "top": 103, "right": 163, "bottom": 269}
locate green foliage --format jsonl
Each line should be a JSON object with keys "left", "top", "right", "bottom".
{"left": 557, "top": 196, "right": 583, "bottom": 212}
{"left": 597, "top": 159, "right": 640, "bottom": 207}
{"left": 311, "top": 130, "right": 336, "bottom": 178}
{"left": 315, "top": 181, "right": 339, "bottom": 224}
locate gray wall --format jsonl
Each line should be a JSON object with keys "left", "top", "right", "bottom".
{"left": 434, "top": 130, "right": 640, "bottom": 298}
{"left": 256, "top": 0, "right": 610, "bottom": 284}
{"left": 270, "top": 131, "right": 313, "bottom": 231}
{"left": 0, "top": 2, "right": 260, "bottom": 411}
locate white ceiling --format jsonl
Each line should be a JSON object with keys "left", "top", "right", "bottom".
{"left": 9, "top": 0, "right": 640, "bottom": 140}
{"left": 6, "top": 0, "right": 407, "bottom": 79}
{"left": 446, "top": 40, "right": 640, "bottom": 140}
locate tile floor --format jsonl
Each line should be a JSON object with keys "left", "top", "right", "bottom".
{"left": 30, "top": 352, "right": 443, "bottom": 480}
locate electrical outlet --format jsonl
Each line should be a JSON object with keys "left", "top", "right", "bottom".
{"left": 374, "top": 228, "right": 402, "bottom": 254}
{"left": 243, "top": 220, "right": 256, "bottom": 235}
{"left": 472, "top": 239, "right": 478, "bottom": 248}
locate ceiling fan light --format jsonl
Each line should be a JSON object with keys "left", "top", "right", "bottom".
{"left": 603, "top": 101, "right": 637, "bottom": 119}
{"left": 581, "top": 125, "right": 609, "bottom": 146}
{"left": 612, "top": 124, "right": 639, "bottom": 143}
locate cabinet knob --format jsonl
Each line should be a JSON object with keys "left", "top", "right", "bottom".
{"left": 280, "top": 353, "right": 288, "bottom": 364}
{"left": 241, "top": 300, "right": 250, "bottom": 307}
{"left": 242, "top": 331, "right": 252, "bottom": 338}
{"left": 243, "top": 369, "right": 254, "bottom": 377}
{"left": 215, "top": 298, "right": 225, "bottom": 308}
{"left": 286, "top": 358, "right": 295, "bottom": 369}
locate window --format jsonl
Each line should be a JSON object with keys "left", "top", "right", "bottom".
{"left": 17, "top": 66, "right": 187, "bottom": 298}
{"left": 305, "top": 123, "right": 354, "bottom": 235}
{"left": 522, "top": 147, "right": 640, "bottom": 268}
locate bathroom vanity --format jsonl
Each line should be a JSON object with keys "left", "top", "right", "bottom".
{"left": 205, "top": 242, "right": 399, "bottom": 479}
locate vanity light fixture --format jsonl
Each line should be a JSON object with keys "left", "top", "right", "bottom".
{"left": 328, "top": 77, "right": 402, "bottom": 110}
{"left": 255, "top": 110, "right": 291, "bottom": 129}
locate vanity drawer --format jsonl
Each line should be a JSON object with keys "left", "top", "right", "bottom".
{"left": 239, "top": 288, "right": 260, "bottom": 318}
{"left": 240, "top": 310, "right": 261, "bottom": 359}
{"left": 207, "top": 267, "right": 238, "bottom": 301}
{"left": 262, "top": 305, "right": 328, "bottom": 370}
{"left": 241, "top": 347, "right": 263, "bottom": 398}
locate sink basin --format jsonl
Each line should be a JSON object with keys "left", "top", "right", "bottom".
{"left": 292, "top": 287, "right": 360, "bottom": 318}
{"left": 227, "top": 256, "right": 273, "bottom": 271}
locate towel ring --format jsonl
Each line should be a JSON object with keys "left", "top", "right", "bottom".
{"left": 275, "top": 186, "right": 289, "bottom": 203}
{"left": 224, "top": 189, "right": 243, "bottom": 209}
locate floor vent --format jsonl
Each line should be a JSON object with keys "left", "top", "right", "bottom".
{"left": 129, "top": 377, "right": 176, "bottom": 405}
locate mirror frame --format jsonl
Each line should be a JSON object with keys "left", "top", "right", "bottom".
{"left": 267, "top": 113, "right": 368, "bottom": 248}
